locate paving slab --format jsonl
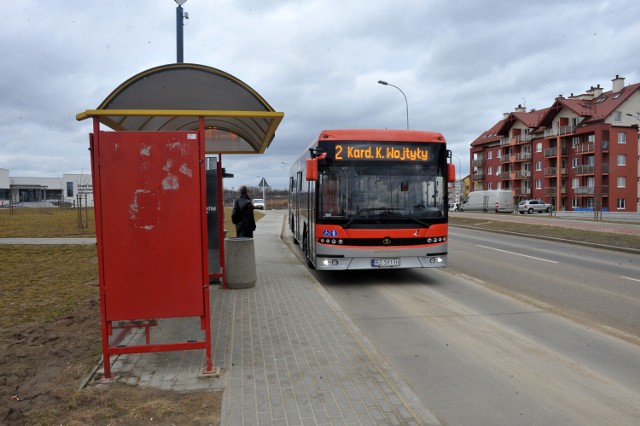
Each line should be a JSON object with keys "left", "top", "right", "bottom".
{"left": 81, "top": 210, "right": 440, "bottom": 425}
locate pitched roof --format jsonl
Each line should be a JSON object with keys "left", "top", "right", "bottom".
{"left": 472, "top": 79, "right": 640, "bottom": 147}
{"left": 471, "top": 119, "right": 505, "bottom": 146}
{"left": 585, "top": 82, "right": 640, "bottom": 122}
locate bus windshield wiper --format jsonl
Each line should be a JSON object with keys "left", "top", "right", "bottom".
{"left": 343, "top": 208, "right": 405, "bottom": 228}
{"left": 407, "top": 216, "right": 429, "bottom": 227}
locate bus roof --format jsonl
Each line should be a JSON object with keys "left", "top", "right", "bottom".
{"left": 317, "top": 129, "right": 445, "bottom": 143}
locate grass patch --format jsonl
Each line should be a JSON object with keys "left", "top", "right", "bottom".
{"left": 449, "top": 216, "right": 640, "bottom": 250}
{"left": 0, "top": 208, "right": 95, "bottom": 238}
{"left": 0, "top": 207, "right": 264, "bottom": 239}
{"left": 0, "top": 245, "right": 98, "bottom": 328}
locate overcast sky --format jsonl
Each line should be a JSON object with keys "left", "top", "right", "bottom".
{"left": 2, "top": 0, "right": 639, "bottom": 190}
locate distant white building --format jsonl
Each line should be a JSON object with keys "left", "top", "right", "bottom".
{"left": 0, "top": 168, "right": 93, "bottom": 207}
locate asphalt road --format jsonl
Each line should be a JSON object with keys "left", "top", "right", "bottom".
{"left": 447, "top": 226, "right": 640, "bottom": 343}
{"left": 305, "top": 232, "right": 640, "bottom": 425}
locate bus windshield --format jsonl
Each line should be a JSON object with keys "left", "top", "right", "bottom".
{"left": 318, "top": 163, "right": 446, "bottom": 227}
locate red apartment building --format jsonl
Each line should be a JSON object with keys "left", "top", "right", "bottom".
{"left": 470, "top": 75, "right": 640, "bottom": 212}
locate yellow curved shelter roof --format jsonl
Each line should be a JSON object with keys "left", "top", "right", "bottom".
{"left": 76, "top": 63, "right": 284, "bottom": 154}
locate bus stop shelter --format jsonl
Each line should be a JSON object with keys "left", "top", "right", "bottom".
{"left": 76, "top": 63, "right": 283, "bottom": 378}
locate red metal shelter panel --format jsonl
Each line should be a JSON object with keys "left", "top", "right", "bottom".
{"left": 95, "top": 131, "right": 206, "bottom": 320}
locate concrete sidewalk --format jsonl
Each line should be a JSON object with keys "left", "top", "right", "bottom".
{"left": 87, "top": 210, "right": 440, "bottom": 425}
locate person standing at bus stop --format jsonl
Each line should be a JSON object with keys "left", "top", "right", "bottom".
{"left": 231, "top": 185, "right": 256, "bottom": 238}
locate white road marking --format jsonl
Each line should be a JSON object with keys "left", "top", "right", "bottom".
{"left": 621, "top": 276, "right": 640, "bottom": 283}
{"left": 477, "top": 245, "right": 559, "bottom": 264}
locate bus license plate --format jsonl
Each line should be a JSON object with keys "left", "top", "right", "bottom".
{"left": 372, "top": 258, "right": 400, "bottom": 268}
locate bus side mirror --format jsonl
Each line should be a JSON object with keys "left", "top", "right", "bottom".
{"left": 306, "top": 158, "right": 318, "bottom": 181}
{"left": 306, "top": 152, "right": 326, "bottom": 181}
{"left": 447, "top": 163, "right": 456, "bottom": 183}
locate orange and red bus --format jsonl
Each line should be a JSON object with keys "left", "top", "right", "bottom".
{"left": 288, "top": 129, "right": 455, "bottom": 270}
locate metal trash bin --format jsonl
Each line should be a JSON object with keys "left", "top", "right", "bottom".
{"left": 224, "top": 237, "right": 257, "bottom": 289}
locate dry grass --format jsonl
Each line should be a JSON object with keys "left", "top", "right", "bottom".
{"left": 449, "top": 216, "right": 640, "bottom": 250}
{"left": 0, "top": 207, "right": 95, "bottom": 237}
{"left": 0, "top": 207, "right": 226, "bottom": 425}
{"left": 0, "top": 245, "right": 98, "bottom": 328}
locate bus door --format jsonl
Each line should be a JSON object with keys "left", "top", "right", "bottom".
{"left": 307, "top": 177, "right": 317, "bottom": 263}
{"left": 296, "top": 171, "right": 303, "bottom": 240}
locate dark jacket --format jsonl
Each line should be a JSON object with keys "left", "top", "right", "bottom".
{"left": 232, "top": 194, "right": 256, "bottom": 238}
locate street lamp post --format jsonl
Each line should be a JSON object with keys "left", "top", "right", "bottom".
{"left": 378, "top": 80, "right": 409, "bottom": 130}
{"left": 175, "top": 0, "right": 188, "bottom": 63}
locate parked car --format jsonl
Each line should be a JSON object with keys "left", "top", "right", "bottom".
{"left": 448, "top": 202, "right": 460, "bottom": 212}
{"left": 518, "top": 199, "right": 552, "bottom": 214}
{"left": 461, "top": 190, "right": 514, "bottom": 213}
{"left": 252, "top": 198, "right": 265, "bottom": 210}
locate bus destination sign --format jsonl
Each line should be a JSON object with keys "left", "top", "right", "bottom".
{"left": 328, "top": 142, "right": 431, "bottom": 162}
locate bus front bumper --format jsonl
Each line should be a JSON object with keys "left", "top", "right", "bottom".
{"left": 314, "top": 254, "right": 447, "bottom": 270}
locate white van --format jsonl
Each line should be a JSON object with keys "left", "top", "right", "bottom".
{"left": 461, "top": 190, "right": 514, "bottom": 213}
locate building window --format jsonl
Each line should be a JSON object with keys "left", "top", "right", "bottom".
{"left": 572, "top": 158, "right": 579, "bottom": 168}
{"left": 66, "top": 182, "right": 74, "bottom": 197}
{"left": 536, "top": 179, "right": 542, "bottom": 189}
{"left": 587, "top": 134, "right": 595, "bottom": 143}
{"left": 618, "top": 132, "right": 626, "bottom": 144}
{"left": 497, "top": 150, "right": 501, "bottom": 158}
{"left": 617, "top": 198, "right": 626, "bottom": 210}
{"left": 496, "top": 165, "right": 501, "bottom": 175}
{"left": 536, "top": 142, "right": 542, "bottom": 152}
{"left": 572, "top": 178, "right": 579, "bottom": 189}
{"left": 572, "top": 198, "right": 579, "bottom": 208}
{"left": 488, "top": 151, "right": 493, "bottom": 160}
{"left": 617, "top": 154, "right": 626, "bottom": 166}
{"left": 488, "top": 182, "right": 493, "bottom": 190}
{"left": 617, "top": 176, "right": 626, "bottom": 188}
{"left": 572, "top": 137, "right": 579, "bottom": 148}
{"left": 613, "top": 111, "right": 622, "bottom": 122}
{"left": 536, "top": 161, "right": 542, "bottom": 171}
{"left": 487, "top": 166, "right": 493, "bottom": 175}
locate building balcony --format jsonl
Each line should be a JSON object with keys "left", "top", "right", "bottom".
{"left": 573, "top": 185, "right": 609, "bottom": 196}
{"left": 544, "top": 124, "right": 576, "bottom": 138}
{"left": 544, "top": 147, "right": 568, "bottom": 158}
{"left": 514, "top": 134, "right": 533, "bottom": 144}
{"left": 473, "top": 173, "right": 485, "bottom": 181}
{"left": 514, "top": 152, "right": 531, "bottom": 162}
{"left": 574, "top": 142, "right": 595, "bottom": 154}
{"left": 513, "top": 170, "right": 531, "bottom": 179}
{"left": 544, "top": 186, "right": 567, "bottom": 196}
{"left": 575, "top": 165, "right": 595, "bottom": 175}
{"left": 512, "top": 187, "right": 532, "bottom": 197}
{"left": 543, "top": 167, "right": 567, "bottom": 177}
{"left": 574, "top": 186, "right": 594, "bottom": 195}
{"left": 473, "top": 159, "right": 485, "bottom": 166}
{"left": 499, "top": 137, "right": 510, "bottom": 146}
{"left": 574, "top": 164, "right": 609, "bottom": 175}
{"left": 501, "top": 155, "right": 513, "bottom": 163}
